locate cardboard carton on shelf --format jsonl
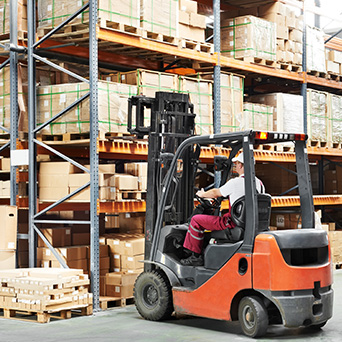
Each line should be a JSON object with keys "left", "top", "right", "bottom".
{"left": 0, "top": 206, "right": 18, "bottom": 251}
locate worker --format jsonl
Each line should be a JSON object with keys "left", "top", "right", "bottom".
{"left": 181, "top": 152, "right": 265, "bottom": 266}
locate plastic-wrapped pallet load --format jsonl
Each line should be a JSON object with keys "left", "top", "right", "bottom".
{"left": 200, "top": 72, "right": 244, "bottom": 133}
{"left": 221, "top": 15, "right": 276, "bottom": 62}
{"left": 37, "top": 0, "right": 140, "bottom": 31}
{"left": 307, "top": 89, "right": 328, "bottom": 142}
{"left": 248, "top": 93, "right": 304, "bottom": 133}
{"left": 0, "top": 0, "right": 27, "bottom": 36}
{"left": 306, "top": 26, "right": 326, "bottom": 73}
{"left": 37, "top": 81, "right": 138, "bottom": 135}
{"left": 242, "top": 103, "right": 273, "bottom": 131}
{"left": 178, "top": 76, "right": 213, "bottom": 135}
{"left": 140, "top": 0, "right": 178, "bottom": 37}
{"left": 328, "top": 94, "right": 342, "bottom": 143}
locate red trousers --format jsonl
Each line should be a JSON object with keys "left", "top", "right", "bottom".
{"left": 183, "top": 213, "right": 234, "bottom": 254}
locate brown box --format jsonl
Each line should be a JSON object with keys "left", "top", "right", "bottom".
{"left": 124, "top": 163, "right": 148, "bottom": 177}
{"left": 0, "top": 206, "right": 18, "bottom": 250}
{"left": 121, "top": 254, "right": 144, "bottom": 269}
{"left": 37, "top": 245, "right": 88, "bottom": 261}
{"left": 106, "top": 284, "right": 134, "bottom": 298}
{"left": 72, "top": 233, "right": 90, "bottom": 246}
{"left": 114, "top": 174, "right": 138, "bottom": 190}
{"left": 0, "top": 158, "right": 11, "bottom": 171}
{"left": 38, "top": 228, "right": 71, "bottom": 248}
{"left": 39, "top": 161, "right": 81, "bottom": 175}
{"left": 105, "top": 271, "right": 139, "bottom": 286}
{"left": 119, "top": 213, "right": 145, "bottom": 231}
{"left": 123, "top": 237, "right": 145, "bottom": 256}
{"left": 0, "top": 250, "right": 16, "bottom": 270}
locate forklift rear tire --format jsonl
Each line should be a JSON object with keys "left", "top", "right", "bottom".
{"left": 134, "top": 269, "right": 173, "bottom": 321}
{"left": 238, "top": 296, "right": 268, "bottom": 338}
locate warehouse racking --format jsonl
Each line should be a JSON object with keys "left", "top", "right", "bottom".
{"left": 1, "top": 0, "right": 342, "bottom": 311}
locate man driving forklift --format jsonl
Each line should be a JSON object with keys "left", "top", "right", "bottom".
{"left": 181, "top": 152, "right": 265, "bottom": 266}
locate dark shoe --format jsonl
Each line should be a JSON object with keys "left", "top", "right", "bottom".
{"left": 180, "top": 254, "right": 203, "bottom": 266}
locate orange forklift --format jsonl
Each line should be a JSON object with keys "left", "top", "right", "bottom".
{"left": 128, "top": 93, "right": 333, "bottom": 338}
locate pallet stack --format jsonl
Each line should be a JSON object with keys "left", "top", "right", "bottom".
{"left": 306, "top": 25, "right": 326, "bottom": 74}
{"left": 179, "top": 0, "right": 207, "bottom": 43}
{"left": 0, "top": 0, "right": 27, "bottom": 38}
{"left": 221, "top": 15, "right": 277, "bottom": 64}
{"left": 0, "top": 268, "right": 92, "bottom": 323}
{"left": 258, "top": 2, "right": 303, "bottom": 70}
{"left": 242, "top": 103, "right": 273, "bottom": 132}
{"left": 37, "top": 81, "right": 138, "bottom": 136}
{"left": 326, "top": 50, "right": 342, "bottom": 77}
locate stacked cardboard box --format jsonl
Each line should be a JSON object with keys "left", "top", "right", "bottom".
{"left": 179, "top": 76, "right": 213, "bottom": 135}
{"left": 140, "top": 0, "right": 178, "bottom": 37}
{"left": 258, "top": 2, "right": 303, "bottom": 67}
{"left": 37, "top": 0, "right": 140, "bottom": 30}
{"left": 0, "top": 157, "right": 10, "bottom": 171}
{"left": 0, "top": 206, "right": 18, "bottom": 270}
{"left": 328, "top": 231, "right": 342, "bottom": 265}
{"left": 324, "top": 166, "right": 342, "bottom": 195}
{"left": 221, "top": 15, "right": 276, "bottom": 62}
{"left": 247, "top": 93, "right": 303, "bottom": 133}
{"left": 0, "top": 180, "right": 10, "bottom": 198}
{"left": 124, "top": 162, "right": 148, "bottom": 192}
{"left": 37, "top": 81, "right": 138, "bottom": 135}
{"left": 105, "top": 271, "right": 139, "bottom": 298}
{"left": 179, "top": 0, "right": 206, "bottom": 42}
{"left": 118, "top": 213, "right": 145, "bottom": 234}
{"left": 0, "top": 0, "right": 27, "bottom": 36}
{"left": 199, "top": 72, "right": 244, "bottom": 133}
{"left": 306, "top": 26, "right": 326, "bottom": 73}
{"left": 242, "top": 103, "right": 273, "bottom": 131}
{"left": 104, "top": 233, "right": 144, "bottom": 273}
{"left": 307, "top": 89, "right": 328, "bottom": 142}
{"left": 0, "top": 268, "right": 92, "bottom": 312}
{"left": 326, "top": 49, "right": 342, "bottom": 75}
{"left": 270, "top": 213, "right": 302, "bottom": 230}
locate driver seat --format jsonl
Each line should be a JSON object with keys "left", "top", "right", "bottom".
{"left": 210, "top": 193, "right": 272, "bottom": 243}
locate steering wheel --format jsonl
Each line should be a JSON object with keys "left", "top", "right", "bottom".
{"left": 195, "top": 194, "right": 221, "bottom": 210}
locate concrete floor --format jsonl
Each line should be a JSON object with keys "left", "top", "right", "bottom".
{"left": 1, "top": 270, "right": 342, "bottom": 342}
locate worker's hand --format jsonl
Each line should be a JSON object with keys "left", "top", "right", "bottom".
{"left": 196, "top": 188, "right": 205, "bottom": 198}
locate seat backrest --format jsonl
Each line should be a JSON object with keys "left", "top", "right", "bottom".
{"left": 231, "top": 193, "right": 272, "bottom": 232}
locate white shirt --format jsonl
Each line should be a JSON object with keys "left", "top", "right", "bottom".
{"left": 219, "top": 174, "right": 264, "bottom": 205}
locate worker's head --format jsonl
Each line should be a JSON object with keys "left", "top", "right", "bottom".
{"left": 232, "top": 153, "right": 244, "bottom": 175}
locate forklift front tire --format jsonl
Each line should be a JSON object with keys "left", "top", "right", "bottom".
{"left": 238, "top": 296, "right": 268, "bottom": 338}
{"left": 134, "top": 269, "right": 173, "bottom": 321}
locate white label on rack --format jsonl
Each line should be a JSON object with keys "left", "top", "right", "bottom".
{"left": 125, "top": 213, "right": 131, "bottom": 218}
{"left": 66, "top": 229, "right": 71, "bottom": 235}
{"left": 77, "top": 1, "right": 82, "bottom": 6}
{"left": 229, "top": 31, "right": 233, "bottom": 36}
{"left": 114, "top": 254, "right": 120, "bottom": 259}
{"left": 0, "top": 108, "right": 3, "bottom": 114}
{"left": 11, "top": 149, "right": 29, "bottom": 166}
{"left": 115, "top": 286, "right": 120, "bottom": 293}
{"left": 45, "top": 112, "right": 50, "bottom": 119}
{"left": 44, "top": 88, "right": 49, "bottom": 94}
{"left": 276, "top": 215, "right": 285, "bottom": 228}
{"left": 114, "top": 240, "right": 119, "bottom": 245}
{"left": 45, "top": 249, "right": 51, "bottom": 256}
{"left": 229, "top": 41, "right": 233, "bottom": 46}
{"left": 48, "top": 5, "right": 52, "bottom": 11}
{"left": 125, "top": 243, "right": 132, "bottom": 248}
{"left": 229, "top": 20, "right": 233, "bottom": 26}
{"left": 128, "top": 257, "right": 133, "bottom": 262}
{"left": 7, "top": 242, "right": 15, "bottom": 249}
{"left": 0, "top": 82, "right": 3, "bottom": 87}
{"left": 122, "top": 75, "right": 126, "bottom": 80}
{"left": 44, "top": 100, "right": 49, "bottom": 107}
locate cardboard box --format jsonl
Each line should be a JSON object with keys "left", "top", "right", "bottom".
{"left": 105, "top": 284, "right": 134, "bottom": 298}
{"left": 0, "top": 250, "right": 16, "bottom": 269}
{"left": 72, "top": 233, "right": 90, "bottom": 246}
{"left": 123, "top": 237, "right": 145, "bottom": 256}
{"left": 38, "top": 227, "right": 71, "bottom": 248}
{"left": 39, "top": 187, "right": 69, "bottom": 201}
{"left": 110, "top": 253, "right": 121, "bottom": 269}
{"left": 0, "top": 158, "right": 11, "bottom": 171}
{"left": 121, "top": 254, "right": 144, "bottom": 269}
{"left": 105, "top": 271, "right": 139, "bottom": 286}
{"left": 0, "top": 206, "right": 18, "bottom": 250}
{"left": 37, "top": 245, "right": 88, "bottom": 261}
{"left": 39, "top": 161, "right": 81, "bottom": 175}
{"left": 114, "top": 174, "right": 139, "bottom": 190}
{"left": 124, "top": 163, "right": 148, "bottom": 177}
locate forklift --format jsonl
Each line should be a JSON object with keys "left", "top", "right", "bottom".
{"left": 128, "top": 92, "right": 333, "bottom": 338}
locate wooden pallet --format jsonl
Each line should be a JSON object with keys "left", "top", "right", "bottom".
{"left": 237, "top": 56, "right": 277, "bottom": 68}
{"left": 331, "top": 141, "right": 342, "bottom": 149}
{"left": 141, "top": 30, "right": 178, "bottom": 45}
{"left": 253, "top": 143, "right": 278, "bottom": 152}
{"left": 178, "top": 39, "right": 214, "bottom": 54}
{"left": 0, "top": 304, "right": 93, "bottom": 323}
{"left": 99, "top": 296, "right": 134, "bottom": 310}
{"left": 276, "top": 63, "right": 302, "bottom": 72}
{"left": 115, "top": 191, "right": 146, "bottom": 201}
{"left": 0, "top": 30, "right": 27, "bottom": 42}
{"left": 325, "top": 72, "right": 341, "bottom": 82}
{"left": 38, "top": 132, "right": 90, "bottom": 143}
{"left": 307, "top": 139, "right": 330, "bottom": 149}
{"left": 99, "top": 18, "right": 141, "bottom": 36}
{"left": 307, "top": 70, "right": 327, "bottom": 78}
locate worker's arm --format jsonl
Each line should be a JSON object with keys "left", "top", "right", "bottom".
{"left": 196, "top": 188, "right": 222, "bottom": 199}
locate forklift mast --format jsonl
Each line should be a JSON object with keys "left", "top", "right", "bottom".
{"left": 128, "top": 92, "right": 197, "bottom": 260}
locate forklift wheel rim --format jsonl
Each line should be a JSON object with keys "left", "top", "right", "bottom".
{"left": 142, "top": 284, "right": 159, "bottom": 308}
{"left": 242, "top": 305, "right": 256, "bottom": 329}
